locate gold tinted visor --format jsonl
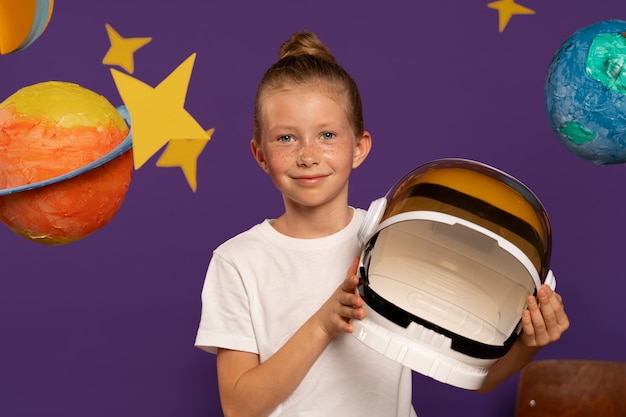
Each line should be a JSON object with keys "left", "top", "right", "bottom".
{"left": 380, "top": 159, "right": 551, "bottom": 280}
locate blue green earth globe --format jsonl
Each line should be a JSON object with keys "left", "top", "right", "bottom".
{"left": 545, "top": 19, "right": 626, "bottom": 165}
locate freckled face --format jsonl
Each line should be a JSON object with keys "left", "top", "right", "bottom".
{"left": 251, "top": 86, "right": 369, "bottom": 212}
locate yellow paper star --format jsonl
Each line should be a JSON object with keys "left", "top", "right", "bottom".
{"left": 156, "top": 129, "right": 214, "bottom": 192}
{"left": 102, "top": 24, "right": 152, "bottom": 73}
{"left": 487, "top": 0, "right": 535, "bottom": 32}
{"left": 110, "top": 53, "right": 210, "bottom": 170}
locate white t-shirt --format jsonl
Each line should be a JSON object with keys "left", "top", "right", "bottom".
{"left": 195, "top": 208, "right": 416, "bottom": 417}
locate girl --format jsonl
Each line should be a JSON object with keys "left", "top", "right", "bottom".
{"left": 195, "top": 31, "right": 569, "bottom": 417}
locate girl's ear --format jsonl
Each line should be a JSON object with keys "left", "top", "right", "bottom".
{"left": 250, "top": 138, "right": 269, "bottom": 173}
{"left": 352, "top": 131, "right": 372, "bottom": 169}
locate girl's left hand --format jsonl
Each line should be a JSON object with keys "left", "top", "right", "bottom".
{"left": 519, "top": 284, "right": 570, "bottom": 347}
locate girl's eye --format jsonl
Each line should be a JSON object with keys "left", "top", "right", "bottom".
{"left": 321, "top": 132, "right": 335, "bottom": 140}
{"left": 277, "top": 135, "right": 293, "bottom": 143}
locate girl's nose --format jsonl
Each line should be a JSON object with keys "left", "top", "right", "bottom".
{"left": 297, "top": 140, "right": 320, "bottom": 167}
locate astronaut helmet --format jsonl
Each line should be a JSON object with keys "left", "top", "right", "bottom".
{"left": 352, "top": 158, "right": 555, "bottom": 390}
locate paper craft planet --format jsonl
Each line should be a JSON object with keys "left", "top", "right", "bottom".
{"left": 0, "top": 0, "right": 54, "bottom": 55}
{"left": 545, "top": 19, "right": 626, "bottom": 165}
{"left": 0, "top": 81, "right": 133, "bottom": 245}
{"left": 353, "top": 159, "right": 556, "bottom": 390}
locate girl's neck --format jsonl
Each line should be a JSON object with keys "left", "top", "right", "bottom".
{"left": 271, "top": 204, "right": 354, "bottom": 239}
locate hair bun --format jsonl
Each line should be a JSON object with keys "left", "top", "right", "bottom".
{"left": 279, "top": 31, "right": 337, "bottom": 64}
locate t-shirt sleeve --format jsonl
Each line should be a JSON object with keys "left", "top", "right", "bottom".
{"left": 194, "top": 251, "right": 258, "bottom": 355}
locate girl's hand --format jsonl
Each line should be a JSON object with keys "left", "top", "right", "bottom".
{"left": 316, "top": 256, "right": 365, "bottom": 338}
{"left": 519, "top": 284, "right": 570, "bottom": 347}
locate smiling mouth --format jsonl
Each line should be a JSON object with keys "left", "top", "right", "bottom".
{"left": 293, "top": 175, "right": 328, "bottom": 185}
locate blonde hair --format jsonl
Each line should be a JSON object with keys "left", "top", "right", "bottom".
{"left": 252, "top": 31, "right": 364, "bottom": 142}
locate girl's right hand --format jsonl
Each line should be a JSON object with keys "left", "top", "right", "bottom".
{"left": 316, "top": 256, "right": 366, "bottom": 338}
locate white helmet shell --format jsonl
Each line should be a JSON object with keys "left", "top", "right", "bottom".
{"left": 352, "top": 158, "right": 555, "bottom": 390}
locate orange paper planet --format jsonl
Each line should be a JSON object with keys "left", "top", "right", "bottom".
{"left": 0, "top": 81, "right": 133, "bottom": 245}
{"left": 0, "top": 0, "right": 54, "bottom": 55}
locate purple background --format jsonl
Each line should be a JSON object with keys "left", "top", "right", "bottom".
{"left": 1, "top": 1, "right": 625, "bottom": 416}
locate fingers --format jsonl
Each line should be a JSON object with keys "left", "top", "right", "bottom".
{"left": 335, "top": 258, "right": 365, "bottom": 331}
{"left": 317, "top": 259, "right": 367, "bottom": 337}
{"left": 321, "top": 287, "right": 364, "bottom": 335}
{"left": 349, "top": 255, "right": 360, "bottom": 275}
{"left": 339, "top": 274, "right": 364, "bottom": 314}
{"left": 521, "top": 295, "right": 542, "bottom": 344}
{"left": 337, "top": 301, "right": 365, "bottom": 322}
{"left": 341, "top": 256, "right": 363, "bottom": 303}
{"left": 342, "top": 256, "right": 361, "bottom": 292}
{"left": 341, "top": 270, "right": 360, "bottom": 294}
{"left": 548, "top": 291, "right": 569, "bottom": 328}
{"left": 521, "top": 285, "right": 569, "bottom": 347}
